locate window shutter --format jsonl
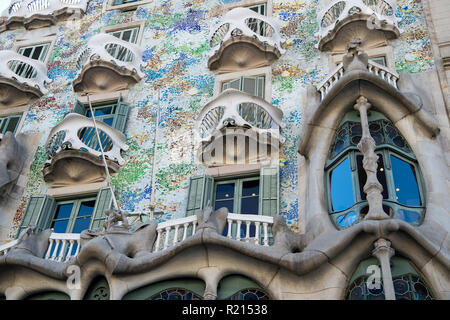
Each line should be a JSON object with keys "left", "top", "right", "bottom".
{"left": 186, "top": 175, "right": 214, "bottom": 216}
{"left": 16, "top": 195, "right": 57, "bottom": 238}
{"left": 112, "top": 97, "right": 130, "bottom": 133}
{"left": 72, "top": 100, "right": 86, "bottom": 115}
{"left": 259, "top": 166, "right": 279, "bottom": 217}
{"left": 90, "top": 187, "right": 114, "bottom": 230}
{"left": 113, "top": 0, "right": 124, "bottom": 5}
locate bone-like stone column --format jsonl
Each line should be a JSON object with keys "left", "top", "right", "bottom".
{"left": 372, "top": 238, "right": 396, "bottom": 300}
{"left": 354, "top": 96, "right": 389, "bottom": 220}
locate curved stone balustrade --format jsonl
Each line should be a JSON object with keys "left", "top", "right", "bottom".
{"left": 0, "top": 239, "right": 18, "bottom": 256}
{"left": 0, "top": 49, "right": 51, "bottom": 108}
{"left": 45, "top": 113, "right": 129, "bottom": 166}
{"left": 0, "top": 0, "right": 89, "bottom": 31}
{"left": 73, "top": 33, "right": 145, "bottom": 93}
{"left": 208, "top": 7, "right": 285, "bottom": 71}
{"left": 317, "top": 60, "right": 399, "bottom": 101}
{"left": 0, "top": 213, "right": 275, "bottom": 261}
{"left": 195, "top": 89, "right": 285, "bottom": 165}
{"left": 316, "top": 0, "right": 401, "bottom": 51}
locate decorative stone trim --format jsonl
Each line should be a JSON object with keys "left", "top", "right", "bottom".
{"left": 316, "top": 0, "right": 401, "bottom": 51}
{"left": 208, "top": 7, "right": 285, "bottom": 71}
{"left": 0, "top": 0, "right": 89, "bottom": 32}
{"left": 372, "top": 238, "right": 395, "bottom": 300}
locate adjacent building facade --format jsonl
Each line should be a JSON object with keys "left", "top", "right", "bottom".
{"left": 0, "top": 0, "right": 448, "bottom": 300}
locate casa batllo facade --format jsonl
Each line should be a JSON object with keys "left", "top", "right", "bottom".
{"left": 0, "top": 0, "right": 448, "bottom": 301}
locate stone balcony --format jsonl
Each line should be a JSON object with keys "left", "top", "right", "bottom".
{"left": 0, "top": 213, "right": 275, "bottom": 261}
{"left": 208, "top": 7, "right": 285, "bottom": 72}
{"left": 73, "top": 33, "right": 145, "bottom": 93}
{"left": 317, "top": 58, "right": 399, "bottom": 101}
{"left": 195, "top": 88, "right": 285, "bottom": 166}
{"left": 0, "top": 0, "right": 89, "bottom": 31}
{"left": 316, "top": 0, "right": 401, "bottom": 51}
{"left": 43, "top": 113, "right": 129, "bottom": 186}
{"left": 0, "top": 50, "right": 50, "bottom": 109}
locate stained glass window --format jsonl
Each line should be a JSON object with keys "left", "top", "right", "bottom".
{"left": 150, "top": 288, "right": 202, "bottom": 300}
{"left": 227, "top": 289, "right": 270, "bottom": 300}
{"left": 347, "top": 258, "right": 434, "bottom": 300}
{"left": 326, "top": 111, "right": 425, "bottom": 229}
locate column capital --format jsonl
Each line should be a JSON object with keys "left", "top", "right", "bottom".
{"left": 372, "top": 238, "right": 395, "bottom": 260}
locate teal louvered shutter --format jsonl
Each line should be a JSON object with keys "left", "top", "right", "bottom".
{"left": 186, "top": 175, "right": 214, "bottom": 216}
{"left": 112, "top": 96, "right": 130, "bottom": 133}
{"left": 72, "top": 100, "right": 86, "bottom": 115}
{"left": 113, "top": 0, "right": 124, "bottom": 5}
{"left": 259, "top": 166, "right": 279, "bottom": 217}
{"left": 90, "top": 187, "right": 114, "bottom": 230}
{"left": 16, "top": 195, "right": 57, "bottom": 238}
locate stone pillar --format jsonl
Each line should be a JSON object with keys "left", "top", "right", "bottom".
{"left": 354, "top": 96, "right": 389, "bottom": 220}
{"left": 372, "top": 238, "right": 395, "bottom": 300}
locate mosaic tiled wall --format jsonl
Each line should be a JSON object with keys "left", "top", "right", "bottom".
{"left": 1, "top": 0, "right": 435, "bottom": 238}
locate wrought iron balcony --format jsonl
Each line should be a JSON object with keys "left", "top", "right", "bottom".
{"left": 43, "top": 113, "right": 129, "bottom": 185}
{"left": 208, "top": 7, "right": 285, "bottom": 72}
{"left": 316, "top": 0, "right": 401, "bottom": 51}
{"left": 0, "top": 0, "right": 89, "bottom": 31}
{"left": 73, "top": 33, "right": 145, "bottom": 93}
{"left": 0, "top": 50, "right": 50, "bottom": 108}
{"left": 195, "top": 88, "right": 285, "bottom": 166}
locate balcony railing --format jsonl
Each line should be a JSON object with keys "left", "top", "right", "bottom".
{"left": 317, "top": 60, "right": 399, "bottom": 101}
{"left": 75, "top": 33, "right": 145, "bottom": 80}
{"left": 1, "top": 0, "right": 89, "bottom": 21}
{"left": 0, "top": 50, "right": 50, "bottom": 95}
{"left": 45, "top": 113, "right": 129, "bottom": 166}
{"left": 0, "top": 214, "right": 275, "bottom": 261}
{"left": 208, "top": 7, "right": 285, "bottom": 70}
{"left": 316, "top": 0, "right": 401, "bottom": 50}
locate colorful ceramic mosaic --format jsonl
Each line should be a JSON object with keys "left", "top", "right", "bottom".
{"left": 2, "top": 0, "right": 434, "bottom": 238}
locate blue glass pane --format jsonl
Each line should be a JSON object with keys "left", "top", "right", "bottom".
{"left": 241, "top": 197, "right": 258, "bottom": 215}
{"left": 330, "top": 157, "right": 355, "bottom": 211}
{"left": 242, "top": 180, "right": 259, "bottom": 197}
{"left": 216, "top": 183, "right": 235, "bottom": 200}
{"left": 102, "top": 117, "right": 114, "bottom": 126}
{"left": 396, "top": 210, "right": 421, "bottom": 224}
{"left": 54, "top": 204, "right": 73, "bottom": 219}
{"left": 78, "top": 200, "right": 96, "bottom": 217}
{"left": 52, "top": 220, "right": 69, "bottom": 233}
{"left": 336, "top": 211, "right": 358, "bottom": 227}
{"left": 390, "top": 155, "right": 421, "bottom": 206}
{"left": 72, "top": 217, "right": 91, "bottom": 233}
{"left": 215, "top": 200, "right": 234, "bottom": 212}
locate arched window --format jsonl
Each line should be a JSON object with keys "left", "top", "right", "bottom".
{"left": 326, "top": 111, "right": 425, "bottom": 229}
{"left": 26, "top": 291, "right": 70, "bottom": 300}
{"left": 84, "top": 277, "right": 110, "bottom": 300}
{"left": 217, "top": 275, "right": 270, "bottom": 300}
{"left": 346, "top": 257, "right": 434, "bottom": 300}
{"left": 122, "top": 278, "right": 205, "bottom": 300}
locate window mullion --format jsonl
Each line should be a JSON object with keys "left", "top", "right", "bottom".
{"left": 67, "top": 200, "right": 81, "bottom": 233}
{"left": 234, "top": 180, "right": 241, "bottom": 214}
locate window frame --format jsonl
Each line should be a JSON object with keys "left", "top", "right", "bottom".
{"left": 102, "top": 21, "right": 145, "bottom": 45}
{"left": 214, "top": 66, "right": 272, "bottom": 101}
{"left": 213, "top": 175, "right": 260, "bottom": 215}
{"left": 221, "top": 0, "right": 273, "bottom": 17}
{"left": 0, "top": 114, "right": 22, "bottom": 136}
{"left": 325, "top": 114, "right": 426, "bottom": 229}
{"left": 106, "top": 0, "right": 152, "bottom": 12}
{"left": 51, "top": 195, "right": 97, "bottom": 234}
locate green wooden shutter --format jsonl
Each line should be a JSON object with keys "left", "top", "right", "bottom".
{"left": 112, "top": 97, "right": 130, "bottom": 133}
{"left": 90, "top": 187, "right": 114, "bottom": 230}
{"left": 16, "top": 195, "right": 57, "bottom": 238}
{"left": 186, "top": 175, "right": 214, "bottom": 216}
{"left": 259, "top": 166, "right": 279, "bottom": 217}
{"left": 72, "top": 100, "right": 86, "bottom": 115}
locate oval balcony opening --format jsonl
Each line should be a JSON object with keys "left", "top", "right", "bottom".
{"left": 208, "top": 7, "right": 285, "bottom": 72}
